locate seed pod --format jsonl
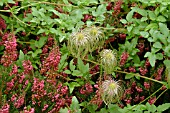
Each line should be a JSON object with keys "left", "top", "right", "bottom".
{"left": 101, "top": 79, "right": 124, "bottom": 105}
{"left": 100, "top": 49, "right": 117, "bottom": 74}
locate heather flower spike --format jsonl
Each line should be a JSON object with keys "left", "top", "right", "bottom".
{"left": 101, "top": 79, "right": 124, "bottom": 105}
{"left": 100, "top": 49, "right": 117, "bottom": 74}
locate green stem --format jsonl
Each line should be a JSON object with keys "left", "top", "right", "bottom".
{"left": 126, "top": 86, "right": 163, "bottom": 113}
{"left": 83, "top": 58, "right": 165, "bottom": 85}
{"left": 6, "top": 4, "right": 30, "bottom": 27}
{"left": 115, "top": 70, "right": 165, "bottom": 85}
{"left": 0, "top": 10, "right": 10, "bottom": 12}
{"left": 153, "top": 88, "right": 168, "bottom": 104}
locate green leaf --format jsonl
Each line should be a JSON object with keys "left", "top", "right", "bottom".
{"left": 37, "top": 37, "right": 48, "bottom": 48}
{"left": 77, "top": 58, "right": 84, "bottom": 72}
{"left": 68, "top": 82, "right": 80, "bottom": 93}
{"left": 64, "top": 70, "right": 71, "bottom": 74}
{"left": 37, "top": 29, "right": 45, "bottom": 34}
{"left": 92, "top": 4, "right": 106, "bottom": 17}
{"left": 58, "top": 54, "right": 68, "bottom": 71}
{"left": 72, "top": 70, "right": 82, "bottom": 76}
{"left": 156, "top": 15, "right": 166, "bottom": 22}
{"left": 149, "top": 53, "right": 156, "bottom": 67}
{"left": 144, "top": 52, "right": 156, "bottom": 67}
{"left": 126, "top": 9, "right": 134, "bottom": 22}
{"left": 19, "top": 50, "right": 24, "bottom": 61}
{"left": 141, "top": 17, "right": 148, "bottom": 22}
{"left": 120, "top": 19, "right": 127, "bottom": 24}
{"left": 59, "top": 108, "right": 69, "bottom": 113}
{"left": 156, "top": 53, "right": 163, "bottom": 60}
{"left": 153, "top": 42, "right": 162, "bottom": 49}
{"left": 146, "top": 102, "right": 156, "bottom": 113}
{"left": 70, "top": 96, "right": 81, "bottom": 113}
{"left": 148, "top": 11, "right": 156, "bottom": 20}
{"left": 125, "top": 73, "right": 134, "bottom": 79}
{"left": 164, "top": 60, "right": 170, "bottom": 69}
{"left": 69, "top": 59, "right": 76, "bottom": 71}
{"left": 159, "top": 23, "right": 169, "bottom": 37}
{"left": 108, "top": 104, "right": 121, "bottom": 113}
{"left": 140, "top": 31, "right": 149, "bottom": 38}
{"left": 87, "top": 104, "right": 98, "bottom": 113}
{"left": 145, "top": 23, "right": 158, "bottom": 31}
{"left": 157, "top": 103, "right": 170, "bottom": 112}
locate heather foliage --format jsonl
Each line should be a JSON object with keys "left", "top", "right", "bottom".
{"left": 0, "top": 0, "right": 170, "bottom": 113}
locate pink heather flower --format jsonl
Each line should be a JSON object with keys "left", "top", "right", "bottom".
{"left": 80, "top": 83, "right": 93, "bottom": 95}
{"left": 6, "top": 79, "right": 15, "bottom": 91}
{"left": 148, "top": 96, "right": 156, "bottom": 104}
{"left": 144, "top": 82, "right": 150, "bottom": 89}
{"left": 32, "top": 78, "right": 45, "bottom": 93}
{"left": 0, "top": 16, "right": 7, "bottom": 30}
{"left": 61, "top": 86, "right": 68, "bottom": 95}
{"left": 14, "top": 96, "right": 25, "bottom": 108}
{"left": 40, "top": 46, "right": 61, "bottom": 74}
{"left": 0, "top": 104, "right": 10, "bottom": 113}
{"left": 120, "top": 52, "right": 129, "bottom": 66}
{"left": 125, "top": 97, "right": 132, "bottom": 105}
{"left": 133, "top": 94, "right": 139, "bottom": 102}
{"left": 20, "top": 74, "right": 25, "bottom": 84}
{"left": 113, "top": 0, "right": 123, "bottom": 15}
{"left": 10, "top": 64, "right": 18, "bottom": 76}
{"left": 139, "top": 67, "right": 148, "bottom": 76}
{"left": 11, "top": 94, "right": 17, "bottom": 102}
{"left": 1, "top": 33, "right": 18, "bottom": 67}
{"left": 129, "top": 67, "right": 136, "bottom": 73}
{"left": 145, "top": 59, "right": 150, "bottom": 68}
{"left": 135, "top": 86, "right": 143, "bottom": 93}
{"left": 22, "top": 60, "right": 33, "bottom": 74}
{"left": 140, "top": 96, "right": 145, "bottom": 101}
{"left": 42, "top": 104, "right": 49, "bottom": 112}
{"left": 24, "top": 107, "right": 35, "bottom": 113}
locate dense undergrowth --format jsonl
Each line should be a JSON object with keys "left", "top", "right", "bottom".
{"left": 0, "top": 0, "right": 170, "bottom": 113}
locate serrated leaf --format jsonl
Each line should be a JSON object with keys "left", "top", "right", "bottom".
{"left": 77, "top": 58, "right": 85, "bottom": 73}
{"left": 59, "top": 107, "right": 69, "bottom": 113}
{"left": 157, "top": 103, "right": 170, "bottom": 112}
{"left": 68, "top": 82, "right": 80, "bottom": 93}
{"left": 69, "top": 59, "right": 76, "bottom": 71}
{"left": 64, "top": 70, "right": 71, "bottom": 74}
{"left": 72, "top": 70, "right": 82, "bottom": 76}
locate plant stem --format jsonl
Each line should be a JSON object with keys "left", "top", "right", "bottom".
{"left": 126, "top": 86, "right": 163, "bottom": 113}
{"left": 153, "top": 88, "right": 168, "bottom": 104}
{"left": 83, "top": 58, "right": 165, "bottom": 85}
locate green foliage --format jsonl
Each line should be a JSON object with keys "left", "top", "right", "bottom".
{"left": 1, "top": 0, "right": 170, "bottom": 112}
